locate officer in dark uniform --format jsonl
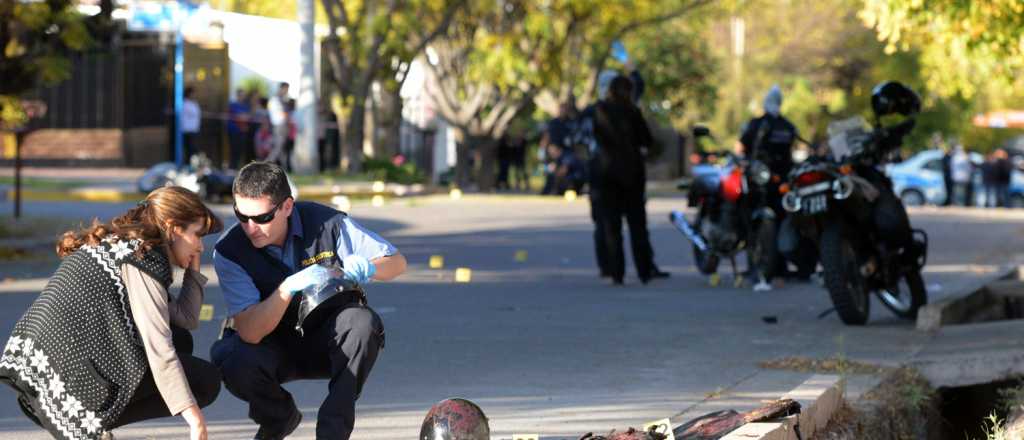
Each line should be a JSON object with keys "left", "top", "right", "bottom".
{"left": 740, "top": 86, "right": 810, "bottom": 280}
{"left": 211, "top": 162, "right": 407, "bottom": 440}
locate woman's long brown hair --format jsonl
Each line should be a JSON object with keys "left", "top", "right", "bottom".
{"left": 57, "top": 186, "right": 223, "bottom": 258}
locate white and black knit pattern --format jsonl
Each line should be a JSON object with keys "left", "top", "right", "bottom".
{"left": 0, "top": 238, "right": 172, "bottom": 440}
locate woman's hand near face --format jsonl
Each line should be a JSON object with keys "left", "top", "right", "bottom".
{"left": 188, "top": 253, "right": 201, "bottom": 272}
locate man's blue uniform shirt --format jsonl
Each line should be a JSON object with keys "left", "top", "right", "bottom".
{"left": 214, "top": 208, "right": 397, "bottom": 317}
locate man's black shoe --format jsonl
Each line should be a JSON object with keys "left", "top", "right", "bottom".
{"left": 648, "top": 269, "right": 670, "bottom": 279}
{"left": 254, "top": 409, "right": 302, "bottom": 440}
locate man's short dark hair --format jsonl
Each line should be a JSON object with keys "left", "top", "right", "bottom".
{"left": 279, "top": 82, "right": 290, "bottom": 89}
{"left": 609, "top": 75, "right": 633, "bottom": 104}
{"left": 233, "top": 162, "right": 292, "bottom": 205}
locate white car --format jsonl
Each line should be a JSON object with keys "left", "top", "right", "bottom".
{"left": 888, "top": 149, "right": 1024, "bottom": 207}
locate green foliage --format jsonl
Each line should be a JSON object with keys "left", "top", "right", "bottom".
{"left": 238, "top": 76, "right": 270, "bottom": 98}
{"left": 363, "top": 157, "right": 427, "bottom": 184}
{"left": 860, "top": 0, "right": 1024, "bottom": 99}
{"left": 0, "top": 0, "right": 95, "bottom": 126}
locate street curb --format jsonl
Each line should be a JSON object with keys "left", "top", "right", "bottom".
{"left": 3, "top": 188, "right": 144, "bottom": 203}
{"left": 719, "top": 375, "right": 845, "bottom": 440}
{"left": 915, "top": 265, "right": 1022, "bottom": 331}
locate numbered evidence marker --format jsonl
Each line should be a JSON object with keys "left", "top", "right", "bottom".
{"left": 429, "top": 255, "right": 445, "bottom": 269}
{"left": 372, "top": 180, "right": 386, "bottom": 192}
{"left": 450, "top": 188, "right": 463, "bottom": 200}
{"left": 512, "top": 435, "right": 539, "bottom": 440}
{"left": 454, "top": 267, "right": 472, "bottom": 283}
{"left": 371, "top": 195, "right": 385, "bottom": 207}
{"left": 199, "top": 304, "right": 215, "bottom": 322}
{"left": 514, "top": 250, "right": 528, "bottom": 263}
{"left": 564, "top": 189, "right": 578, "bottom": 202}
{"left": 643, "top": 418, "right": 675, "bottom": 440}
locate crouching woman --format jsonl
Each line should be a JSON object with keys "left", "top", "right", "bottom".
{"left": 0, "top": 186, "right": 223, "bottom": 440}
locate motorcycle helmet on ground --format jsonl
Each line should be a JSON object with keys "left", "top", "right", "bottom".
{"left": 419, "top": 398, "right": 490, "bottom": 440}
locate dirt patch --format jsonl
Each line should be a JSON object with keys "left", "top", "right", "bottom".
{"left": 810, "top": 367, "right": 943, "bottom": 440}
{"left": 758, "top": 356, "right": 891, "bottom": 375}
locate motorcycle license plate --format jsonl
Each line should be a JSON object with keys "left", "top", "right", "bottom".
{"left": 804, "top": 194, "right": 828, "bottom": 214}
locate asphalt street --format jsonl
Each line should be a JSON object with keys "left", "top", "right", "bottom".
{"left": 2, "top": 196, "right": 1023, "bottom": 439}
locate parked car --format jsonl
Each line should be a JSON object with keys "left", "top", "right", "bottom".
{"left": 888, "top": 149, "right": 1024, "bottom": 207}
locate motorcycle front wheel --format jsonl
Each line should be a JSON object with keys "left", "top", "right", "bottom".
{"left": 751, "top": 217, "right": 778, "bottom": 281}
{"left": 877, "top": 270, "right": 927, "bottom": 319}
{"left": 821, "top": 222, "right": 871, "bottom": 325}
{"left": 693, "top": 244, "right": 720, "bottom": 275}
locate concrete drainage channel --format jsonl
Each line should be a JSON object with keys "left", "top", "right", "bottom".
{"left": 802, "top": 264, "right": 1024, "bottom": 440}
{"left": 698, "top": 265, "right": 1024, "bottom": 440}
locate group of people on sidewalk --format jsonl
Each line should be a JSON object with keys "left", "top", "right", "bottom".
{"left": 0, "top": 161, "right": 406, "bottom": 440}
{"left": 942, "top": 145, "right": 1016, "bottom": 207}
{"left": 225, "top": 83, "right": 341, "bottom": 173}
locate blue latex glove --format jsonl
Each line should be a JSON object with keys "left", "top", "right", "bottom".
{"left": 280, "top": 264, "right": 333, "bottom": 294}
{"left": 341, "top": 254, "right": 376, "bottom": 285}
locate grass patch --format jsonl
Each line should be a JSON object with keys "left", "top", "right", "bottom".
{"left": 0, "top": 177, "right": 91, "bottom": 191}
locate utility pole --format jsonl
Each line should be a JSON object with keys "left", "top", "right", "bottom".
{"left": 293, "top": 0, "right": 318, "bottom": 173}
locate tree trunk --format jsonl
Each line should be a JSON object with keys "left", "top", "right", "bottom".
{"left": 469, "top": 134, "right": 498, "bottom": 192}
{"left": 452, "top": 128, "right": 472, "bottom": 189}
{"left": 375, "top": 84, "right": 402, "bottom": 159}
{"left": 343, "top": 95, "right": 366, "bottom": 173}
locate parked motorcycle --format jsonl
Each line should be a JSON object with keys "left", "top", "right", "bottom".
{"left": 671, "top": 127, "right": 779, "bottom": 290}
{"left": 138, "top": 153, "right": 235, "bottom": 202}
{"left": 780, "top": 81, "right": 928, "bottom": 325}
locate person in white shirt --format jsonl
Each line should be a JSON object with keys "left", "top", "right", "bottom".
{"left": 951, "top": 145, "right": 972, "bottom": 206}
{"left": 182, "top": 87, "right": 202, "bottom": 163}
{"left": 266, "top": 82, "right": 290, "bottom": 165}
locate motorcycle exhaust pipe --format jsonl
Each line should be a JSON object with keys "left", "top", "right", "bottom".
{"left": 782, "top": 192, "right": 801, "bottom": 213}
{"left": 833, "top": 176, "right": 855, "bottom": 200}
{"left": 670, "top": 210, "right": 709, "bottom": 252}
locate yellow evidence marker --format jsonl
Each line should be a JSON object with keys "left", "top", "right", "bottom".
{"left": 709, "top": 273, "right": 721, "bottom": 287}
{"left": 429, "top": 255, "right": 444, "bottom": 269}
{"left": 450, "top": 188, "right": 463, "bottom": 200}
{"left": 372, "top": 180, "right": 386, "bottom": 192}
{"left": 514, "top": 250, "right": 528, "bottom": 263}
{"left": 643, "top": 418, "right": 675, "bottom": 440}
{"left": 734, "top": 276, "right": 745, "bottom": 289}
{"left": 454, "top": 267, "right": 472, "bottom": 283}
{"left": 564, "top": 189, "right": 578, "bottom": 202}
{"left": 371, "top": 195, "right": 385, "bottom": 207}
{"left": 199, "top": 304, "right": 214, "bottom": 322}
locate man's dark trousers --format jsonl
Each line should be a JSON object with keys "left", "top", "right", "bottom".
{"left": 211, "top": 304, "right": 384, "bottom": 439}
{"left": 596, "top": 183, "right": 654, "bottom": 281}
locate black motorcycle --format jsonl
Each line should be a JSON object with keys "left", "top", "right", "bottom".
{"left": 672, "top": 127, "right": 779, "bottom": 289}
{"left": 780, "top": 82, "right": 928, "bottom": 325}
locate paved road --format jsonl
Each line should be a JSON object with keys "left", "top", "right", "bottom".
{"left": 1, "top": 197, "right": 1023, "bottom": 439}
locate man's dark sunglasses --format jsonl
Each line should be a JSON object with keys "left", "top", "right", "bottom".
{"left": 234, "top": 199, "right": 286, "bottom": 224}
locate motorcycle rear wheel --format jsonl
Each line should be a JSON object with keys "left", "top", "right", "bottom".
{"left": 693, "top": 244, "right": 720, "bottom": 275}
{"left": 877, "top": 270, "right": 927, "bottom": 319}
{"left": 821, "top": 223, "right": 870, "bottom": 325}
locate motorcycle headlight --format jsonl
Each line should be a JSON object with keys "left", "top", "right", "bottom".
{"left": 750, "top": 161, "right": 771, "bottom": 186}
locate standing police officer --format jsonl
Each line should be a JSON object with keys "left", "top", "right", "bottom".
{"left": 211, "top": 162, "right": 407, "bottom": 440}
